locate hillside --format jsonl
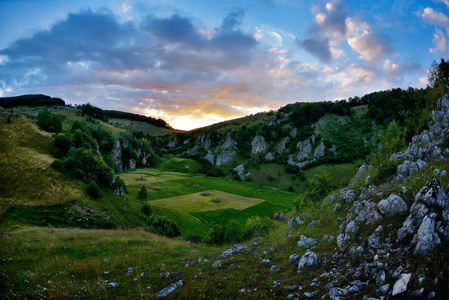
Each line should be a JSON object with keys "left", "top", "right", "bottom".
{"left": 1, "top": 85, "right": 448, "bottom": 299}
{"left": 1, "top": 95, "right": 449, "bottom": 298}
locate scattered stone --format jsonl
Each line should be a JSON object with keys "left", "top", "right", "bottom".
{"left": 288, "top": 215, "right": 305, "bottom": 228}
{"left": 328, "top": 287, "right": 348, "bottom": 300}
{"left": 345, "top": 221, "right": 358, "bottom": 233}
{"left": 271, "top": 280, "right": 280, "bottom": 288}
{"left": 412, "top": 213, "right": 441, "bottom": 256}
{"left": 415, "top": 179, "right": 448, "bottom": 209}
{"left": 290, "top": 254, "right": 301, "bottom": 263}
{"left": 270, "top": 265, "right": 280, "bottom": 272}
{"left": 159, "top": 272, "right": 170, "bottom": 278}
{"left": 410, "top": 288, "right": 425, "bottom": 297}
{"left": 379, "top": 284, "right": 390, "bottom": 295}
{"left": 338, "top": 188, "right": 357, "bottom": 203}
{"left": 222, "top": 244, "right": 249, "bottom": 258}
{"left": 368, "top": 233, "right": 381, "bottom": 249}
{"left": 261, "top": 259, "right": 272, "bottom": 266}
{"left": 377, "top": 194, "right": 408, "bottom": 218}
{"left": 108, "top": 282, "right": 119, "bottom": 288}
{"left": 337, "top": 233, "right": 350, "bottom": 249}
{"left": 211, "top": 261, "right": 222, "bottom": 268}
{"left": 297, "top": 235, "right": 318, "bottom": 249}
{"left": 392, "top": 273, "right": 412, "bottom": 296}
{"left": 376, "top": 270, "right": 386, "bottom": 286}
{"left": 297, "top": 250, "right": 319, "bottom": 272}
{"left": 154, "top": 280, "right": 185, "bottom": 297}
{"left": 304, "top": 291, "right": 317, "bottom": 297}
{"left": 309, "top": 220, "right": 320, "bottom": 228}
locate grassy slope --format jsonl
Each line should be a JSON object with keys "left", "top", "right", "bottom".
{"left": 0, "top": 113, "right": 82, "bottom": 206}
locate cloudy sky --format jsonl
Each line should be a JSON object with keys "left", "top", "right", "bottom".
{"left": 0, "top": 0, "right": 447, "bottom": 130}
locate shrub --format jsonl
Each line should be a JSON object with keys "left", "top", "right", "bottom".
{"left": 244, "top": 216, "right": 275, "bottom": 238}
{"left": 204, "top": 224, "right": 226, "bottom": 245}
{"left": 144, "top": 215, "right": 180, "bottom": 238}
{"left": 137, "top": 185, "right": 147, "bottom": 200}
{"left": 141, "top": 204, "right": 152, "bottom": 216}
{"left": 86, "top": 181, "right": 100, "bottom": 199}
{"left": 223, "top": 220, "right": 244, "bottom": 244}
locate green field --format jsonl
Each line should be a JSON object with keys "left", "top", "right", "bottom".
{"left": 121, "top": 168, "right": 295, "bottom": 237}
{"left": 149, "top": 190, "right": 264, "bottom": 212}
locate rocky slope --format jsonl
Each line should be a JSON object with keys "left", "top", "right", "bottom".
{"left": 278, "top": 95, "right": 449, "bottom": 299}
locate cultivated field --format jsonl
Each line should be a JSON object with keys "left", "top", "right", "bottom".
{"left": 149, "top": 190, "right": 264, "bottom": 212}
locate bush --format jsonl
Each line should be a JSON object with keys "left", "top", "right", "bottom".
{"left": 204, "top": 224, "right": 226, "bottom": 245}
{"left": 144, "top": 215, "right": 180, "bottom": 238}
{"left": 223, "top": 220, "right": 244, "bottom": 244}
{"left": 244, "top": 216, "right": 275, "bottom": 238}
{"left": 52, "top": 148, "right": 114, "bottom": 187}
{"left": 141, "top": 204, "right": 152, "bottom": 216}
{"left": 137, "top": 185, "right": 148, "bottom": 200}
{"left": 86, "top": 181, "right": 101, "bottom": 199}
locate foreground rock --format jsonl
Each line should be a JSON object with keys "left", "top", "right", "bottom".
{"left": 155, "top": 280, "right": 185, "bottom": 297}
{"left": 222, "top": 244, "right": 249, "bottom": 258}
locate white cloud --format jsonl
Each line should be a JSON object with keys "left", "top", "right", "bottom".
{"left": 430, "top": 29, "right": 447, "bottom": 55}
{"left": 436, "top": 0, "right": 449, "bottom": 8}
{"left": 122, "top": 3, "right": 132, "bottom": 14}
{"left": 347, "top": 31, "right": 394, "bottom": 62}
{"left": 421, "top": 7, "right": 449, "bottom": 34}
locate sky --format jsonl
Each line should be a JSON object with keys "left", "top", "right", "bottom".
{"left": 0, "top": 0, "right": 448, "bottom": 130}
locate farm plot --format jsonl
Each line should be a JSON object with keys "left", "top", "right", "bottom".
{"left": 120, "top": 170, "right": 183, "bottom": 184}
{"left": 149, "top": 190, "right": 264, "bottom": 212}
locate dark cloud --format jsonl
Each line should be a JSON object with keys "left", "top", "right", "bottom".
{"left": 297, "top": 37, "right": 331, "bottom": 63}
{"left": 0, "top": 8, "right": 258, "bottom": 90}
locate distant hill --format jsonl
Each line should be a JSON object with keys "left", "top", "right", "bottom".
{"left": 0, "top": 94, "right": 65, "bottom": 108}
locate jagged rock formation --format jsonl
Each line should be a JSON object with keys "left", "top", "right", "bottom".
{"left": 251, "top": 135, "right": 268, "bottom": 154}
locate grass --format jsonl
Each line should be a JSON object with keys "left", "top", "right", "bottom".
{"left": 149, "top": 190, "right": 264, "bottom": 212}
{"left": 0, "top": 113, "right": 82, "bottom": 206}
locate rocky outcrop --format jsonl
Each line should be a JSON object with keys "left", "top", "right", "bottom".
{"left": 196, "top": 133, "right": 211, "bottom": 150}
{"left": 251, "top": 135, "right": 267, "bottom": 154}
{"left": 377, "top": 194, "right": 407, "bottom": 218}
{"left": 277, "top": 137, "right": 289, "bottom": 154}
{"left": 216, "top": 150, "right": 235, "bottom": 166}
{"left": 296, "top": 139, "right": 312, "bottom": 161}
{"left": 313, "top": 141, "right": 325, "bottom": 158}
{"left": 220, "top": 133, "right": 237, "bottom": 150}
{"left": 204, "top": 150, "right": 214, "bottom": 165}
{"left": 297, "top": 250, "right": 319, "bottom": 272}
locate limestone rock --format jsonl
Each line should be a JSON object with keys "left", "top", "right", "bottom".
{"left": 353, "top": 200, "right": 383, "bottom": 225}
{"left": 216, "top": 150, "right": 235, "bottom": 166}
{"left": 288, "top": 215, "right": 304, "bottom": 228}
{"left": 222, "top": 244, "right": 249, "bottom": 258}
{"left": 296, "top": 139, "right": 312, "bottom": 161}
{"left": 337, "top": 233, "right": 350, "bottom": 249}
{"left": 277, "top": 137, "right": 289, "bottom": 154}
{"left": 220, "top": 133, "right": 237, "bottom": 150}
{"left": 377, "top": 194, "right": 408, "bottom": 218}
{"left": 265, "top": 152, "right": 274, "bottom": 161}
{"left": 251, "top": 135, "right": 268, "bottom": 154}
{"left": 297, "top": 235, "right": 318, "bottom": 249}
{"left": 297, "top": 249, "right": 319, "bottom": 272}
{"left": 412, "top": 213, "right": 441, "bottom": 256}
{"left": 345, "top": 221, "right": 358, "bottom": 233}
{"left": 415, "top": 179, "right": 448, "bottom": 209}
{"left": 290, "top": 254, "right": 301, "bottom": 263}
{"left": 154, "top": 280, "right": 185, "bottom": 297}
{"left": 204, "top": 150, "right": 214, "bottom": 165}
{"left": 313, "top": 141, "right": 326, "bottom": 158}
{"left": 392, "top": 273, "right": 412, "bottom": 296}
{"left": 338, "top": 188, "right": 357, "bottom": 203}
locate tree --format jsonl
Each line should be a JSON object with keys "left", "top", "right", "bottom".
{"left": 138, "top": 185, "right": 148, "bottom": 200}
{"left": 428, "top": 58, "right": 449, "bottom": 100}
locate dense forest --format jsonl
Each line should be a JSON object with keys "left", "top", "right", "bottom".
{"left": 0, "top": 94, "right": 65, "bottom": 108}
